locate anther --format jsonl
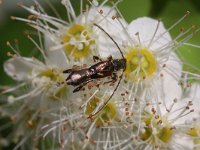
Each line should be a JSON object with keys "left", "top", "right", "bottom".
{"left": 191, "top": 25, "right": 196, "bottom": 30}
{"left": 155, "top": 145, "right": 159, "bottom": 149}
{"left": 99, "top": 9, "right": 103, "bottom": 14}
{"left": 180, "top": 27, "right": 185, "bottom": 32}
{"left": 27, "top": 120, "right": 33, "bottom": 127}
{"left": 162, "top": 64, "right": 166, "bottom": 68}
{"left": 170, "top": 126, "right": 176, "bottom": 130}
{"left": 10, "top": 116, "right": 16, "bottom": 123}
{"left": 146, "top": 102, "right": 150, "bottom": 106}
{"left": 173, "top": 98, "right": 178, "bottom": 103}
{"left": 185, "top": 10, "right": 191, "bottom": 16}
{"left": 14, "top": 39, "right": 18, "bottom": 44}
{"left": 28, "top": 15, "right": 38, "bottom": 20}
{"left": 188, "top": 101, "right": 193, "bottom": 106}
{"left": 121, "top": 93, "right": 125, "bottom": 96}
{"left": 112, "top": 15, "right": 118, "bottom": 20}
{"left": 10, "top": 16, "right": 17, "bottom": 21}
{"left": 151, "top": 108, "right": 156, "bottom": 114}
{"left": 7, "top": 52, "right": 12, "bottom": 57}
{"left": 155, "top": 115, "right": 159, "bottom": 119}
{"left": 186, "top": 106, "right": 190, "bottom": 109}
{"left": 157, "top": 120, "right": 162, "bottom": 124}
{"left": 27, "top": 34, "right": 32, "bottom": 39}
{"left": 125, "top": 102, "right": 129, "bottom": 106}
{"left": 190, "top": 109, "right": 194, "bottom": 112}
{"left": 125, "top": 111, "right": 129, "bottom": 116}
{"left": 135, "top": 32, "right": 139, "bottom": 36}
{"left": 6, "top": 41, "right": 11, "bottom": 46}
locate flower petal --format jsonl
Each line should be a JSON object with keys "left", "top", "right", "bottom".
{"left": 44, "top": 34, "right": 69, "bottom": 69}
{"left": 172, "top": 134, "right": 193, "bottom": 150}
{"left": 165, "top": 52, "right": 183, "bottom": 80}
{"left": 190, "top": 83, "right": 200, "bottom": 119}
{"left": 95, "top": 17, "right": 128, "bottom": 58}
{"left": 128, "top": 17, "right": 172, "bottom": 52}
{"left": 4, "top": 57, "right": 43, "bottom": 81}
{"left": 77, "top": 6, "right": 116, "bottom": 25}
{"left": 162, "top": 70, "right": 182, "bottom": 103}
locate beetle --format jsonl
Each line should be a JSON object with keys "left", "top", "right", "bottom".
{"left": 63, "top": 23, "right": 126, "bottom": 117}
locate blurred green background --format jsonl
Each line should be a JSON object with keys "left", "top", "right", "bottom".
{"left": 0, "top": 0, "right": 200, "bottom": 86}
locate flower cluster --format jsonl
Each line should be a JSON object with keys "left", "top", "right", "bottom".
{"left": 1, "top": 0, "right": 200, "bottom": 149}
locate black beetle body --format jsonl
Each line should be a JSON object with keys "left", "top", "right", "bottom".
{"left": 63, "top": 23, "right": 126, "bottom": 117}
{"left": 64, "top": 57, "right": 126, "bottom": 92}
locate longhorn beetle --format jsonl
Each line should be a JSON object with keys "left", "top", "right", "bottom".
{"left": 63, "top": 23, "right": 126, "bottom": 117}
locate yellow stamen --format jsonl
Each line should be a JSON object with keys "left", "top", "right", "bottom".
{"left": 187, "top": 127, "right": 200, "bottom": 137}
{"left": 139, "top": 112, "right": 173, "bottom": 144}
{"left": 63, "top": 24, "right": 94, "bottom": 59}
{"left": 39, "top": 68, "right": 67, "bottom": 100}
{"left": 39, "top": 68, "right": 64, "bottom": 83}
{"left": 49, "top": 86, "right": 68, "bottom": 100}
{"left": 187, "top": 127, "right": 200, "bottom": 147}
{"left": 125, "top": 48, "right": 157, "bottom": 80}
{"left": 86, "top": 96, "right": 116, "bottom": 126}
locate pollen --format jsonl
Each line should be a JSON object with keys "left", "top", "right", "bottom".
{"left": 49, "top": 86, "right": 68, "bottom": 100}
{"left": 86, "top": 96, "right": 116, "bottom": 126}
{"left": 187, "top": 127, "right": 200, "bottom": 137}
{"left": 187, "top": 127, "right": 200, "bottom": 147}
{"left": 139, "top": 112, "right": 173, "bottom": 146}
{"left": 38, "top": 68, "right": 67, "bottom": 100}
{"left": 125, "top": 48, "right": 157, "bottom": 80}
{"left": 39, "top": 68, "right": 64, "bottom": 83}
{"left": 63, "top": 24, "right": 95, "bottom": 59}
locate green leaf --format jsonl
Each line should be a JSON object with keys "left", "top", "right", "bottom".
{"left": 118, "top": 0, "right": 151, "bottom": 23}
{"left": 159, "top": 0, "right": 200, "bottom": 72}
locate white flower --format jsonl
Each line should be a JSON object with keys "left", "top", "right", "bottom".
{"left": 41, "top": 91, "right": 134, "bottom": 149}
{"left": 13, "top": 0, "right": 127, "bottom": 62}
{"left": 176, "top": 83, "right": 200, "bottom": 150}
{"left": 184, "top": 119, "right": 200, "bottom": 150}
{"left": 38, "top": 13, "right": 200, "bottom": 150}
{"left": 117, "top": 80, "right": 199, "bottom": 150}
{"left": 110, "top": 15, "right": 200, "bottom": 116}
{"left": 1, "top": 39, "right": 70, "bottom": 148}
{"left": 2, "top": 1, "right": 128, "bottom": 148}
{"left": 128, "top": 95, "right": 196, "bottom": 149}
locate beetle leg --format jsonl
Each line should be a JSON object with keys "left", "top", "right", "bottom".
{"left": 103, "top": 73, "right": 118, "bottom": 85}
{"left": 107, "top": 55, "right": 113, "bottom": 61}
{"left": 63, "top": 69, "right": 72, "bottom": 73}
{"left": 73, "top": 79, "right": 93, "bottom": 93}
{"left": 93, "top": 56, "right": 102, "bottom": 62}
{"left": 111, "top": 73, "right": 118, "bottom": 81}
{"left": 72, "top": 65, "right": 87, "bottom": 70}
{"left": 63, "top": 64, "right": 88, "bottom": 73}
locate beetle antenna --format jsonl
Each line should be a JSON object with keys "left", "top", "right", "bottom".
{"left": 88, "top": 24, "right": 125, "bottom": 118}
{"left": 94, "top": 23, "right": 125, "bottom": 59}
{"left": 88, "top": 73, "right": 123, "bottom": 118}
